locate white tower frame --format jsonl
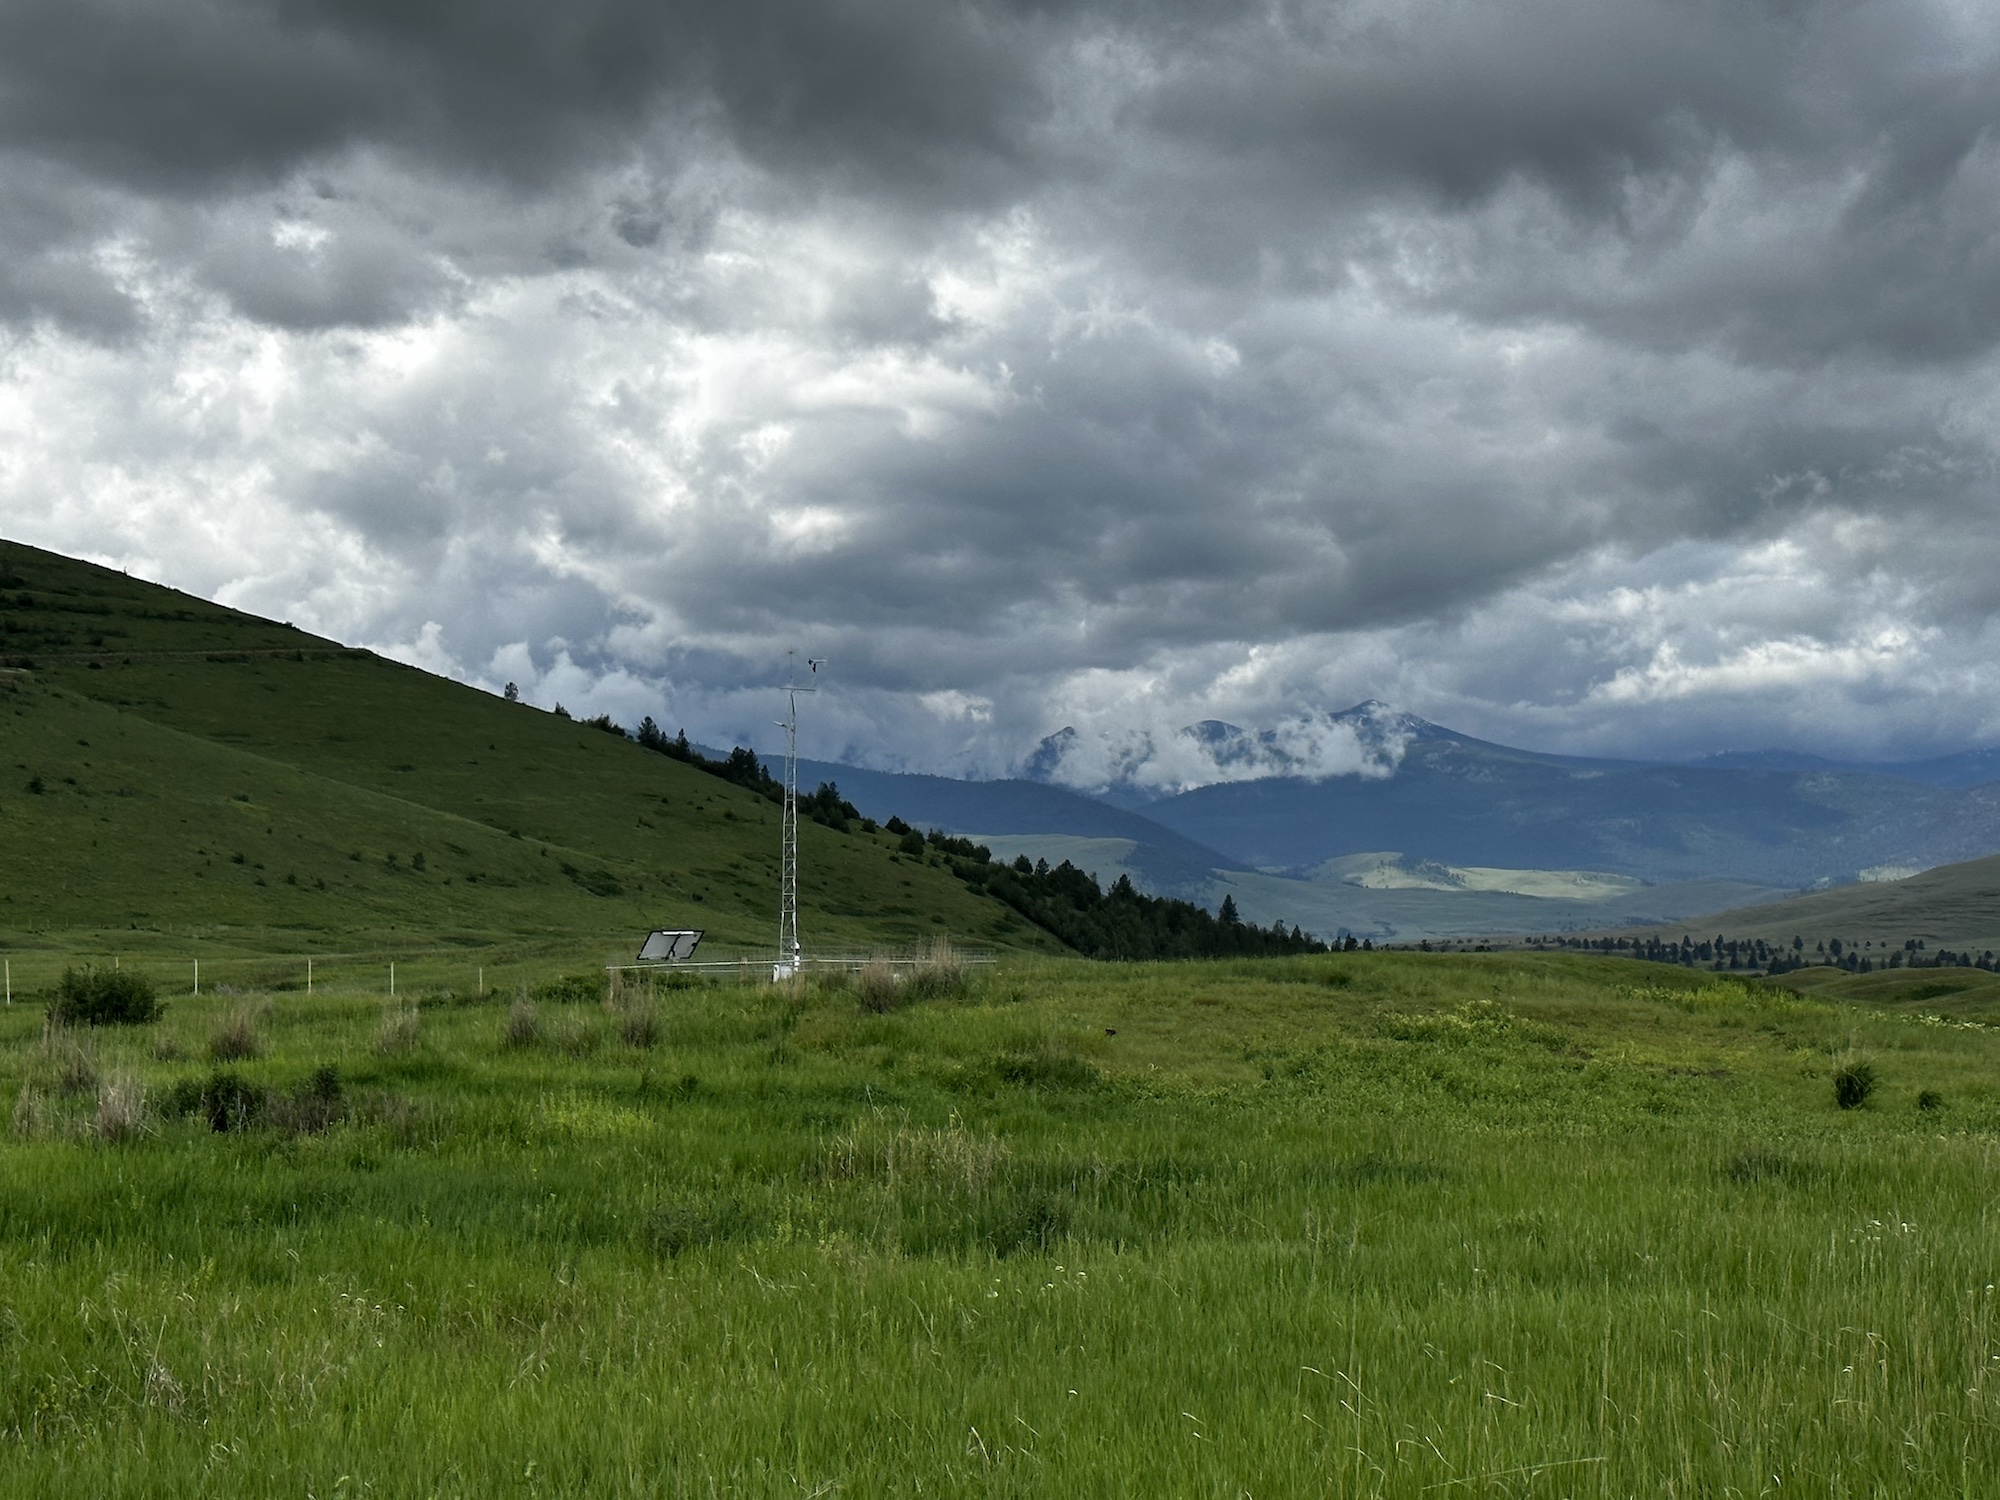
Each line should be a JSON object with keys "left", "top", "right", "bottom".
{"left": 774, "top": 654, "right": 823, "bottom": 979}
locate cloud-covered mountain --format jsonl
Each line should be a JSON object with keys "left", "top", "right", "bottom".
{"left": 1137, "top": 729, "right": 2000, "bottom": 890}
{"left": 1021, "top": 701, "right": 1430, "bottom": 801}
{"left": 783, "top": 703, "right": 2000, "bottom": 934}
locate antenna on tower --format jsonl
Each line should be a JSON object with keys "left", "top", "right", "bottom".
{"left": 774, "top": 652, "right": 824, "bottom": 980}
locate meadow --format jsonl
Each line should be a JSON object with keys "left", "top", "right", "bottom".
{"left": 4, "top": 950, "right": 1999, "bottom": 1496}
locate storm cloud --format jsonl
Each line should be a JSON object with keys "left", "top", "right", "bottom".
{"left": 2, "top": 0, "right": 1997, "bottom": 773}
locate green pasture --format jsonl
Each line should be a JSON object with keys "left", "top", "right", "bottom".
{"left": 3, "top": 950, "right": 1999, "bottom": 1495}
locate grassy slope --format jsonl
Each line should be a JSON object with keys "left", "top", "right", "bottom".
{"left": 5, "top": 951, "right": 2000, "bottom": 1494}
{"left": 0, "top": 537, "right": 1053, "bottom": 970}
{"left": 1611, "top": 852, "right": 2000, "bottom": 954}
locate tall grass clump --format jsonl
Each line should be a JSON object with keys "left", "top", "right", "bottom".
{"left": 1833, "top": 1058, "right": 1877, "bottom": 1110}
{"left": 208, "top": 1005, "right": 264, "bottom": 1062}
{"left": 856, "top": 961, "right": 902, "bottom": 1013}
{"left": 618, "top": 1001, "right": 662, "bottom": 1049}
{"left": 47, "top": 964, "right": 161, "bottom": 1026}
{"left": 549, "top": 1015, "right": 601, "bottom": 1057}
{"left": 376, "top": 1003, "right": 422, "bottom": 1055}
{"left": 92, "top": 1072, "right": 149, "bottom": 1142}
{"left": 905, "top": 938, "right": 968, "bottom": 1002}
{"left": 502, "top": 996, "right": 541, "bottom": 1049}
{"left": 36, "top": 1018, "right": 98, "bottom": 1096}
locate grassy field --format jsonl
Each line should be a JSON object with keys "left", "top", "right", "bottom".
{"left": 5, "top": 949, "right": 2000, "bottom": 1495}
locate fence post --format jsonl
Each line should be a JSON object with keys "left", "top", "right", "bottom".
{"left": 193, "top": 958, "right": 199, "bottom": 996}
{"left": 307, "top": 957, "right": 313, "bottom": 996}
{"left": 390, "top": 962, "right": 395, "bottom": 998}
{"left": 4, "top": 958, "right": 9, "bottom": 1005}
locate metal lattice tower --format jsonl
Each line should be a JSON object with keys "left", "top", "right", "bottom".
{"left": 774, "top": 654, "right": 822, "bottom": 979}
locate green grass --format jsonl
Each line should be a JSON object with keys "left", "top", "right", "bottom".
{"left": 0, "top": 537, "right": 1054, "bottom": 964}
{"left": 4, "top": 950, "right": 1999, "bottom": 1495}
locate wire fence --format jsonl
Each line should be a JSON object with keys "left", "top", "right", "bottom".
{"left": 605, "top": 947, "right": 999, "bottom": 983}
{"left": 0, "top": 950, "right": 606, "bottom": 1005}
{"left": 0, "top": 942, "right": 1000, "bottom": 1004}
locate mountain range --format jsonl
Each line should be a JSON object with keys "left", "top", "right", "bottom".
{"left": 790, "top": 704, "right": 2000, "bottom": 942}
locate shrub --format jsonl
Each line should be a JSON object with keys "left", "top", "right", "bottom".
{"left": 376, "top": 1004, "right": 422, "bottom": 1055}
{"left": 48, "top": 965, "right": 161, "bottom": 1026}
{"left": 94, "top": 1073, "right": 149, "bottom": 1142}
{"left": 856, "top": 962, "right": 902, "bottom": 1013}
{"left": 159, "top": 1070, "right": 267, "bottom": 1132}
{"left": 503, "top": 997, "right": 541, "bottom": 1049}
{"left": 532, "top": 972, "right": 603, "bottom": 1005}
{"left": 1917, "top": 1088, "right": 1945, "bottom": 1112}
{"left": 209, "top": 1006, "right": 264, "bottom": 1062}
{"left": 1833, "top": 1060, "right": 1877, "bottom": 1110}
{"left": 268, "top": 1065, "right": 345, "bottom": 1133}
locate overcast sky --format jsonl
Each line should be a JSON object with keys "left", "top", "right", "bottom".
{"left": 2, "top": 0, "right": 1997, "bottom": 778}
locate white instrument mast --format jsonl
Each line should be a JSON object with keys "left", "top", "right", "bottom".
{"left": 774, "top": 652, "right": 823, "bottom": 978}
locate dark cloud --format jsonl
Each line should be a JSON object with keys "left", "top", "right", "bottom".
{"left": 1, "top": 0, "right": 1997, "bottom": 773}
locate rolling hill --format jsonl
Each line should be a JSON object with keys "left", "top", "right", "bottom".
{"left": 0, "top": 538, "right": 1055, "bottom": 972}
{"left": 1602, "top": 853, "right": 2000, "bottom": 957}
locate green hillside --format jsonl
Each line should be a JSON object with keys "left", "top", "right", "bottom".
{"left": 1606, "top": 853, "right": 2000, "bottom": 956}
{"left": 0, "top": 538, "right": 1055, "bottom": 980}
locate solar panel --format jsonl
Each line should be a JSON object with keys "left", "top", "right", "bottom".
{"left": 637, "top": 929, "right": 704, "bottom": 962}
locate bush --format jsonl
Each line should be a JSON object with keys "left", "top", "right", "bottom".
{"left": 1917, "top": 1088, "right": 1945, "bottom": 1112}
{"left": 158, "top": 1070, "right": 267, "bottom": 1132}
{"left": 1833, "top": 1060, "right": 1877, "bottom": 1110}
{"left": 48, "top": 965, "right": 161, "bottom": 1026}
{"left": 209, "top": 1006, "right": 264, "bottom": 1062}
{"left": 532, "top": 972, "right": 603, "bottom": 1005}
{"left": 268, "top": 1065, "right": 345, "bottom": 1133}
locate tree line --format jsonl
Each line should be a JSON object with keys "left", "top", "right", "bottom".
{"left": 889, "top": 822, "right": 1329, "bottom": 961}
{"left": 533, "top": 700, "right": 1332, "bottom": 960}
{"left": 1532, "top": 932, "right": 2000, "bottom": 975}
